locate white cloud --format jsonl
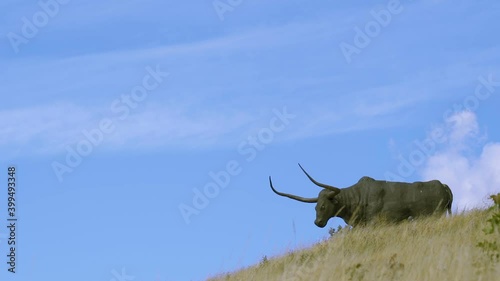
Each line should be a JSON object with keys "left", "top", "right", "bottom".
{"left": 420, "top": 111, "right": 500, "bottom": 210}
{"left": 446, "top": 111, "right": 480, "bottom": 148}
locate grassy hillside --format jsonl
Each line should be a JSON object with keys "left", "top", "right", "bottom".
{"left": 208, "top": 202, "right": 500, "bottom": 281}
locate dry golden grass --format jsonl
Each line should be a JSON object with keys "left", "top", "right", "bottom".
{"left": 208, "top": 208, "right": 500, "bottom": 281}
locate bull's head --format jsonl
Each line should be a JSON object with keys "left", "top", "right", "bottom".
{"left": 269, "top": 164, "right": 341, "bottom": 228}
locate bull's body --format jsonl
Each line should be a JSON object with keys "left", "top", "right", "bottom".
{"left": 269, "top": 164, "right": 453, "bottom": 227}
{"left": 325, "top": 176, "right": 453, "bottom": 226}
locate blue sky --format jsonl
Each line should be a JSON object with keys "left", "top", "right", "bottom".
{"left": 0, "top": 0, "right": 499, "bottom": 280}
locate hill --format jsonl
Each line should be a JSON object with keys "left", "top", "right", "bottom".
{"left": 208, "top": 202, "right": 500, "bottom": 281}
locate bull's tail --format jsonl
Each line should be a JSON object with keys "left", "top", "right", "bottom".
{"left": 444, "top": 184, "right": 453, "bottom": 215}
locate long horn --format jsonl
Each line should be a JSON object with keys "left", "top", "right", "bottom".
{"left": 298, "top": 163, "right": 341, "bottom": 195}
{"left": 269, "top": 177, "right": 318, "bottom": 203}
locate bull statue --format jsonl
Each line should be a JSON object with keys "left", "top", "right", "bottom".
{"left": 269, "top": 164, "right": 453, "bottom": 227}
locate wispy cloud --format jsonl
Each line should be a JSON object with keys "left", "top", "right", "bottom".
{"left": 0, "top": 102, "right": 92, "bottom": 154}
{"left": 0, "top": 98, "right": 408, "bottom": 157}
{"left": 420, "top": 111, "right": 500, "bottom": 210}
{"left": 2, "top": 6, "right": 499, "bottom": 157}
{"left": 0, "top": 102, "right": 260, "bottom": 156}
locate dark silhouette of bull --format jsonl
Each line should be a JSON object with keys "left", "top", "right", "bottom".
{"left": 269, "top": 164, "right": 453, "bottom": 227}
